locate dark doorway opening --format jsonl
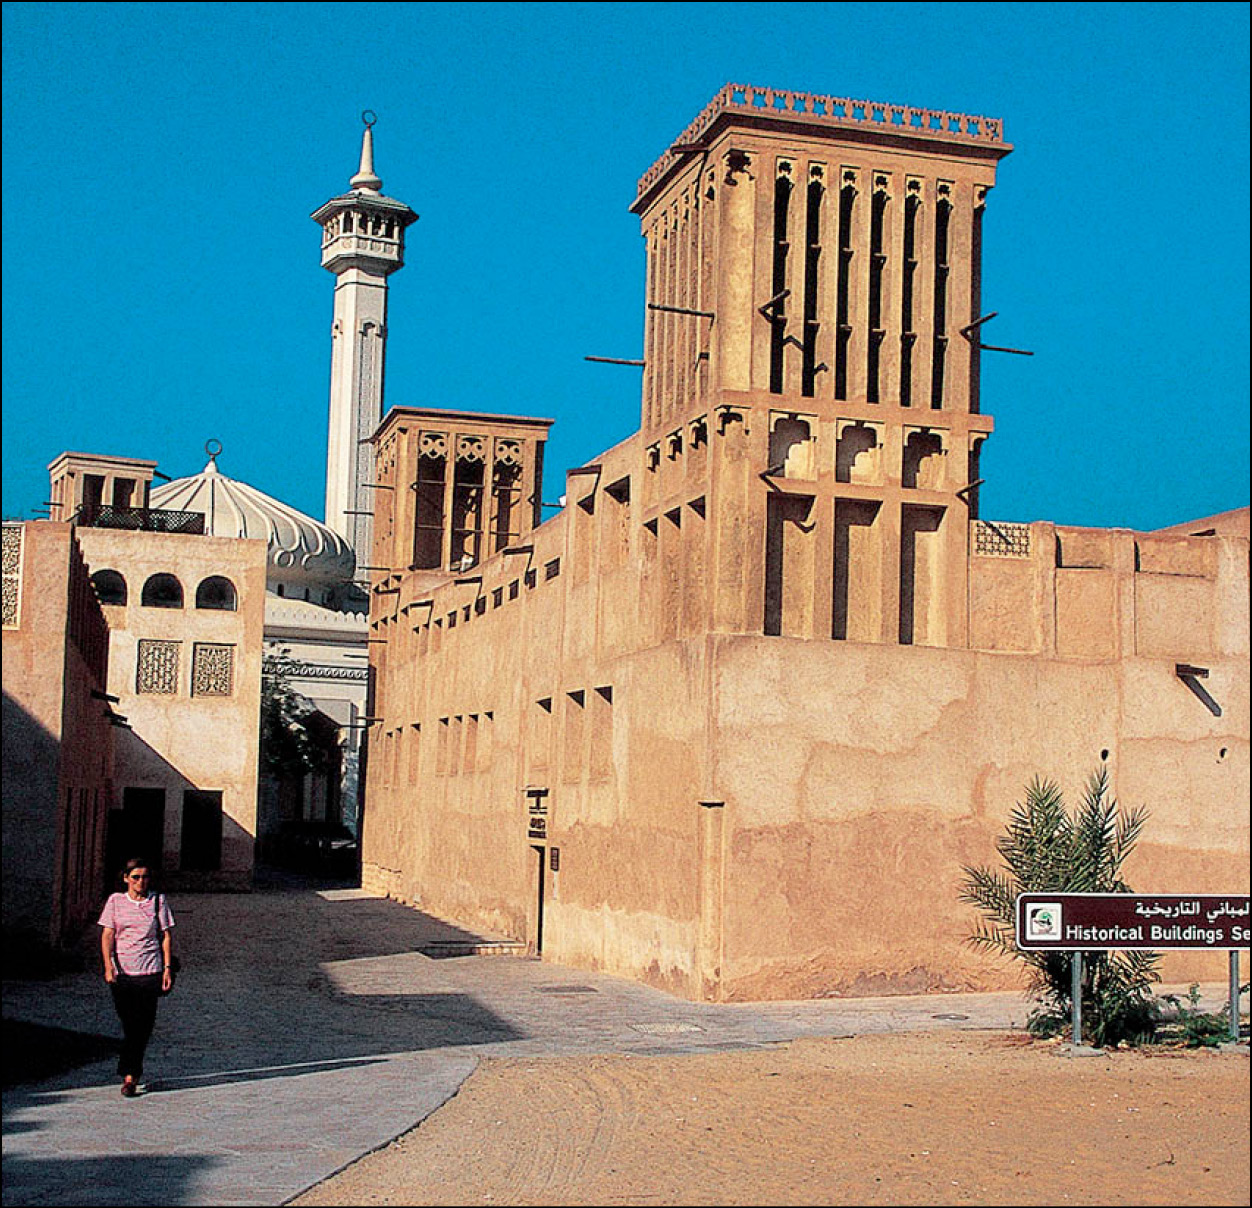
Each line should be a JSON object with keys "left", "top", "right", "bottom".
{"left": 531, "top": 844, "right": 546, "bottom": 955}
{"left": 112, "top": 788, "right": 166, "bottom": 878}
{"left": 182, "top": 789, "right": 223, "bottom": 871}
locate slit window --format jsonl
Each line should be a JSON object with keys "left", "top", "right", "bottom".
{"left": 970, "top": 199, "right": 985, "bottom": 415}
{"left": 835, "top": 178, "right": 855, "bottom": 401}
{"left": 769, "top": 170, "right": 792, "bottom": 395}
{"left": 867, "top": 182, "right": 889, "bottom": 404}
{"left": 900, "top": 190, "right": 921, "bottom": 407}
{"left": 414, "top": 452, "right": 446, "bottom": 569}
{"left": 451, "top": 451, "right": 485, "bottom": 569}
{"left": 491, "top": 453, "right": 523, "bottom": 554}
{"left": 802, "top": 174, "right": 823, "bottom": 397}
{"left": 931, "top": 194, "right": 952, "bottom": 409}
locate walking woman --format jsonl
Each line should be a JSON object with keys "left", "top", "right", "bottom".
{"left": 98, "top": 857, "right": 176, "bottom": 1097}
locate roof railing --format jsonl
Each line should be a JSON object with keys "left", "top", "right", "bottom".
{"left": 636, "top": 83, "right": 1005, "bottom": 201}
{"left": 74, "top": 504, "right": 206, "bottom": 534}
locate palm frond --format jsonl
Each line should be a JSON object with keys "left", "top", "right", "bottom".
{"left": 960, "top": 766, "right": 1163, "bottom": 1045}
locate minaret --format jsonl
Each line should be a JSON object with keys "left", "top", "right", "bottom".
{"left": 312, "top": 112, "right": 418, "bottom": 561}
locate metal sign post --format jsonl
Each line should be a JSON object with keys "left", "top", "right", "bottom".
{"left": 1071, "top": 952, "right": 1083, "bottom": 1045}
{"left": 1231, "top": 951, "right": 1241, "bottom": 1043}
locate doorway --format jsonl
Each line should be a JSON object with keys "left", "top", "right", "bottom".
{"left": 113, "top": 788, "right": 166, "bottom": 876}
{"left": 531, "top": 844, "right": 546, "bottom": 955}
{"left": 181, "top": 789, "right": 223, "bottom": 871}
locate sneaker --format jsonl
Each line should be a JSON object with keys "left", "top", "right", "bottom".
{"left": 121, "top": 1077, "right": 137, "bottom": 1098}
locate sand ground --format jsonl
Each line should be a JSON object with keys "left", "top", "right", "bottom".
{"left": 293, "top": 1030, "right": 1249, "bottom": 1207}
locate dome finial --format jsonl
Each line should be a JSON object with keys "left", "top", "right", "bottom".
{"left": 204, "top": 438, "right": 223, "bottom": 475}
{"left": 350, "top": 111, "right": 383, "bottom": 193}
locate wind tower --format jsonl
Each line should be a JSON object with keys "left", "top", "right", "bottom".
{"left": 631, "top": 85, "right": 1013, "bottom": 648}
{"left": 312, "top": 112, "right": 418, "bottom": 561}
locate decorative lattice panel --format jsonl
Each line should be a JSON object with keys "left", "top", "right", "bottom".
{"left": 136, "top": 639, "right": 180, "bottom": 694}
{"left": 2, "top": 524, "right": 22, "bottom": 628}
{"left": 972, "top": 520, "right": 1031, "bottom": 558}
{"left": 419, "top": 431, "right": 448, "bottom": 459}
{"left": 456, "top": 434, "right": 486, "bottom": 463}
{"left": 192, "top": 643, "right": 235, "bottom": 697}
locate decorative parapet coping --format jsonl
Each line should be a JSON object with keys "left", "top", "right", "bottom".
{"left": 972, "top": 519, "right": 1032, "bottom": 558}
{"left": 637, "top": 83, "right": 1006, "bottom": 204}
{"left": 287, "top": 661, "right": 369, "bottom": 683}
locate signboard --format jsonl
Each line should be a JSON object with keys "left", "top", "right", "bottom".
{"left": 1016, "top": 893, "right": 1250, "bottom": 951}
{"left": 526, "top": 787, "right": 548, "bottom": 841}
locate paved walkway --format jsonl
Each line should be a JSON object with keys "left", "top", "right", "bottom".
{"left": 0, "top": 883, "right": 1230, "bottom": 1206}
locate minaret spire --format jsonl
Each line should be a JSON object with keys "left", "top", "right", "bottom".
{"left": 311, "top": 113, "right": 418, "bottom": 562}
{"left": 350, "top": 111, "right": 383, "bottom": 193}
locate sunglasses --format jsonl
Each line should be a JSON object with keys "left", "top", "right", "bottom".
{"left": 127, "top": 873, "right": 150, "bottom": 881}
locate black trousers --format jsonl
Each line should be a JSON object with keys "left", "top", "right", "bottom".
{"left": 109, "top": 972, "right": 163, "bottom": 1079}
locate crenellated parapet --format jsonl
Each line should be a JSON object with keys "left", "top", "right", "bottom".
{"left": 636, "top": 82, "right": 1008, "bottom": 208}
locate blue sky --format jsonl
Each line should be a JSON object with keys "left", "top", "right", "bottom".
{"left": 3, "top": 1, "right": 1248, "bottom": 531}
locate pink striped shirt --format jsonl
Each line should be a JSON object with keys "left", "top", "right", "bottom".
{"left": 98, "top": 892, "right": 175, "bottom": 975}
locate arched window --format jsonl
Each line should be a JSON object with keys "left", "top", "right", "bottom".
{"left": 90, "top": 569, "right": 128, "bottom": 606}
{"left": 195, "top": 575, "right": 237, "bottom": 611}
{"left": 141, "top": 573, "right": 184, "bottom": 609}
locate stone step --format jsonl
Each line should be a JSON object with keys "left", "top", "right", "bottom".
{"left": 418, "top": 939, "right": 530, "bottom": 959}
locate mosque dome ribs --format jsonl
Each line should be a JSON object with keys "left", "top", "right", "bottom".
{"left": 150, "top": 450, "right": 358, "bottom": 607}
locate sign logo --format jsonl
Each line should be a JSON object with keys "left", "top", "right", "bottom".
{"left": 1025, "top": 902, "right": 1062, "bottom": 940}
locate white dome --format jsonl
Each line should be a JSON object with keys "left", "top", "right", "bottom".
{"left": 151, "top": 456, "right": 356, "bottom": 595}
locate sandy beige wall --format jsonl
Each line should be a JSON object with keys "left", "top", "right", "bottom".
{"left": 364, "top": 523, "right": 1248, "bottom": 1002}
{"left": 711, "top": 634, "right": 1249, "bottom": 1000}
{"left": 79, "top": 530, "right": 267, "bottom": 886}
{"left": 2, "top": 524, "right": 115, "bottom": 947}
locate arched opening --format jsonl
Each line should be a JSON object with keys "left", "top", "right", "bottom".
{"left": 91, "top": 569, "right": 128, "bottom": 606}
{"left": 768, "top": 416, "right": 814, "bottom": 478}
{"left": 141, "top": 573, "right": 184, "bottom": 609}
{"left": 903, "top": 431, "right": 945, "bottom": 489}
{"left": 836, "top": 425, "right": 879, "bottom": 483}
{"left": 195, "top": 575, "right": 237, "bottom": 611}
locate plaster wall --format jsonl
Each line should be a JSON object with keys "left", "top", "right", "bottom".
{"left": 2, "top": 523, "right": 114, "bottom": 952}
{"left": 363, "top": 493, "right": 1247, "bottom": 1000}
{"left": 710, "top": 633, "right": 1247, "bottom": 1000}
{"left": 76, "top": 529, "right": 267, "bottom": 888}
{"left": 360, "top": 92, "right": 1247, "bottom": 1002}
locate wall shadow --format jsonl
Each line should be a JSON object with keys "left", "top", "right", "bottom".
{"left": 2, "top": 1152, "right": 220, "bottom": 1208}
{"left": 2, "top": 1021, "right": 118, "bottom": 1088}
{"left": 4, "top": 889, "right": 530, "bottom": 1099}
{"left": 108, "top": 726, "right": 254, "bottom": 892}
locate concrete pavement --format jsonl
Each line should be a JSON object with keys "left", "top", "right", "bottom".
{"left": 0, "top": 881, "right": 1232, "bottom": 1206}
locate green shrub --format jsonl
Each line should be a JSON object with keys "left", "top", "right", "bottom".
{"left": 1157, "top": 982, "right": 1247, "bottom": 1047}
{"left": 960, "top": 767, "right": 1162, "bottom": 1047}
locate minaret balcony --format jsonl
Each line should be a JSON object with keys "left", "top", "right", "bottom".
{"left": 320, "top": 233, "right": 404, "bottom": 273}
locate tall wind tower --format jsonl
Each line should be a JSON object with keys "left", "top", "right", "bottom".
{"left": 312, "top": 112, "right": 418, "bottom": 561}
